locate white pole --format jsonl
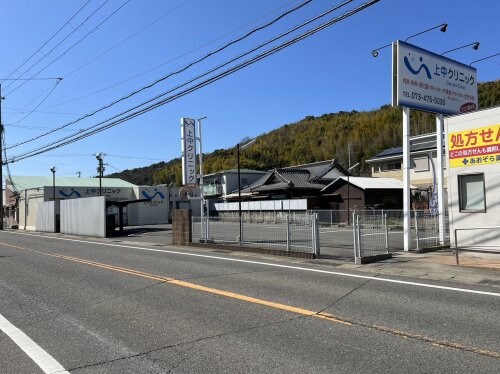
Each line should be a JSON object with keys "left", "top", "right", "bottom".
{"left": 403, "top": 107, "right": 411, "bottom": 251}
{"left": 436, "top": 114, "right": 446, "bottom": 244}
{"left": 197, "top": 117, "right": 207, "bottom": 239}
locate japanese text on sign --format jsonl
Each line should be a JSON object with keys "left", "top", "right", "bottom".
{"left": 393, "top": 41, "right": 478, "bottom": 115}
{"left": 448, "top": 123, "right": 500, "bottom": 168}
{"left": 181, "top": 117, "right": 197, "bottom": 185}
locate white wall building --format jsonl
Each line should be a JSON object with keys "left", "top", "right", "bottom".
{"left": 5, "top": 176, "right": 170, "bottom": 231}
{"left": 446, "top": 106, "right": 500, "bottom": 256}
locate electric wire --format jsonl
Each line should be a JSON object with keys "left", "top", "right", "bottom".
{"left": 3, "top": 107, "right": 84, "bottom": 115}
{"left": 2, "top": 134, "right": 17, "bottom": 192}
{"left": 6, "top": 0, "right": 380, "bottom": 164}
{"left": 5, "top": 0, "right": 322, "bottom": 150}
{"left": 5, "top": 124, "right": 84, "bottom": 132}
{"left": 6, "top": 79, "right": 62, "bottom": 125}
{"left": 43, "top": 0, "right": 303, "bottom": 110}
{"left": 63, "top": 0, "right": 192, "bottom": 79}
{"left": 0, "top": 0, "right": 93, "bottom": 85}
{"left": 7, "top": 0, "right": 363, "bottom": 158}
{"left": 5, "top": 0, "right": 130, "bottom": 96}
{"left": 2, "top": 0, "right": 108, "bottom": 92}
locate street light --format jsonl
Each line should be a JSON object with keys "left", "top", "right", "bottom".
{"left": 237, "top": 138, "right": 256, "bottom": 245}
{"left": 404, "top": 22, "right": 447, "bottom": 42}
{"left": 372, "top": 23, "right": 447, "bottom": 57}
{"left": 371, "top": 43, "right": 391, "bottom": 58}
{"left": 50, "top": 166, "right": 56, "bottom": 232}
{"left": 441, "top": 42, "right": 479, "bottom": 56}
{"left": 95, "top": 153, "right": 105, "bottom": 196}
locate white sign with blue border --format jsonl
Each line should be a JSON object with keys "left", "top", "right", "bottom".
{"left": 392, "top": 41, "right": 478, "bottom": 115}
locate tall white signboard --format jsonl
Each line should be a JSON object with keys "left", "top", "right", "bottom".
{"left": 392, "top": 41, "right": 478, "bottom": 251}
{"left": 393, "top": 41, "right": 478, "bottom": 115}
{"left": 181, "top": 117, "right": 197, "bottom": 185}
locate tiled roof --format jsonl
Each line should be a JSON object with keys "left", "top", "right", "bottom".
{"left": 369, "top": 140, "right": 438, "bottom": 159}
{"left": 283, "top": 159, "right": 347, "bottom": 180}
{"left": 245, "top": 168, "right": 325, "bottom": 193}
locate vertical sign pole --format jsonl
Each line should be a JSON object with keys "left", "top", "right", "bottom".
{"left": 436, "top": 114, "right": 445, "bottom": 244}
{"left": 197, "top": 118, "right": 204, "bottom": 240}
{"left": 403, "top": 107, "right": 411, "bottom": 251}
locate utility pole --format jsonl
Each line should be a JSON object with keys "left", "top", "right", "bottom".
{"left": 0, "top": 84, "right": 4, "bottom": 230}
{"left": 95, "top": 153, "right": 105, "bottom": 196}
{"left": 0, "top": 77, "right": 60, "bottom": 231}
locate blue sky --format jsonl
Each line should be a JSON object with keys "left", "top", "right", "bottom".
{"left": 1, "top": 0, "right": 498, "bottom": 180}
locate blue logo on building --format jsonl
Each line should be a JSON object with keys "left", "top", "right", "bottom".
{"left": 59, "top": 188, "right": 82, "bottom": 198}
{"left": 142, "top": 189, "right": 165, "bottom": 200}
{"left": 404, "top": 53, "right": 432, "bottom": 79}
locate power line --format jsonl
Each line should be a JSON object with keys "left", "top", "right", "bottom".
{"left": 2, "top": 0, "right": 108, "bottom": 92}
{"left": 64, "top": 0, "right": 192, "bottom": 79}
{"left": 6, "top": 79, "right": 62, "bottom": 125}
{"left": 43, "top": 0, "right": 306, "bottom": 110}
{"left": 3, "top": 107, "right": 84, "bottom": 115}
{"left": 6, "top": 0, "right": 380, "bottom": 164}
{"left": 0, "top": 0, "right": 93, "bottom": 85}
{"left": 5, "top": 124, "right": 83, "bottom": 132}
{"left": 7, "top": 0, "right": 361, "bottom": 157}
{"left": 4, "top": 0, "right": 130, "bottom": 96}
{"left": 106, "top": 153, "right": 166, "bottom": 161}
{"left": 6, "top": 0, "right": 317, "bottom": 150}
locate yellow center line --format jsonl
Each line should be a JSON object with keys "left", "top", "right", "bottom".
{"left": 1, "top": 241, "right": 499, "bottom": 359}
{"left": 41, "top": 252, "right": 351, "bottom": 326}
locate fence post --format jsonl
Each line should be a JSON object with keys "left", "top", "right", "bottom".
{"left": 434, "top": 214, "right": 439, "bottom": 246}
{"left": 286, "top": 214, "right": 291, "bottom": 251}
{"left": 384, "top": 213, "right": 389, "bottom": 252}
{"left": 206, "top": 207, "right": 210, "bottom": 240}
{"left": 356, "top": 215, "right": 362, "bottom": 258}
{"left": 414, "top": 211, "right": 419, "bottom": 251}
{"left": 313, "top": 213, "right": 320, "bottom": 257}
{"left": 240, "top": 212, "right": 244, "bottom": 245}
{"left": 352, "top": 213, "right": 359, "bottom": 261}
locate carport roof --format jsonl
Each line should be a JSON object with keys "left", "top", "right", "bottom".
{"left": 7, "top": 176, "right": 137, "bottom": 192}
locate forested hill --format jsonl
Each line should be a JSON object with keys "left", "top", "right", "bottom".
{"left": 109, "top": 80, "right": 500, "bottom": 185}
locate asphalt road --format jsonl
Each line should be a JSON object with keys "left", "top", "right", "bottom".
{"left": 0, "top": 230, "right": 499, "bottom": 373}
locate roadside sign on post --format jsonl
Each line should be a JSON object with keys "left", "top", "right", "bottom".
{"left": 180, "top": 117, "right": 197, "bottom": 186}
{"left": 392, "top": 41, "right": 478, "bottom": 115}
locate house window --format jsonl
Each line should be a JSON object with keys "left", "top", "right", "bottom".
{"left": 413, "top": 157, "right": 429, "bottom": 172}
{"left": 458, "top": 173, "right": 485, "bottom": 212}
{"left": 382, "top": 162, "right": 401, "bottom": 171}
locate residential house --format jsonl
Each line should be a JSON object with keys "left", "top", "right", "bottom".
{"left": 365, "top": 132, "right": 446, "bottom": 208}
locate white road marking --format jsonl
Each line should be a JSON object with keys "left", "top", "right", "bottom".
{"left": 0, "top": 313, "right": 69, "bottom": 374}
{"left": 4, "top": 231, "right": 500, "bottom": 298}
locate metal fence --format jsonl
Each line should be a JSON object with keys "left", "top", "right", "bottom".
{"left": 311, "top": 209, "right": 449, "bottom": 253}
{"left": 198, "top": 209, "right": 450, "bottom": 259}
{"left": 413, "top": 210, "right": 450, "bottom": 250}
{"left": 192, "top": 212, "right": 320, "bottom": 255}
{"left": 353, "top": 212, "right": 389, "bottom": 263}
